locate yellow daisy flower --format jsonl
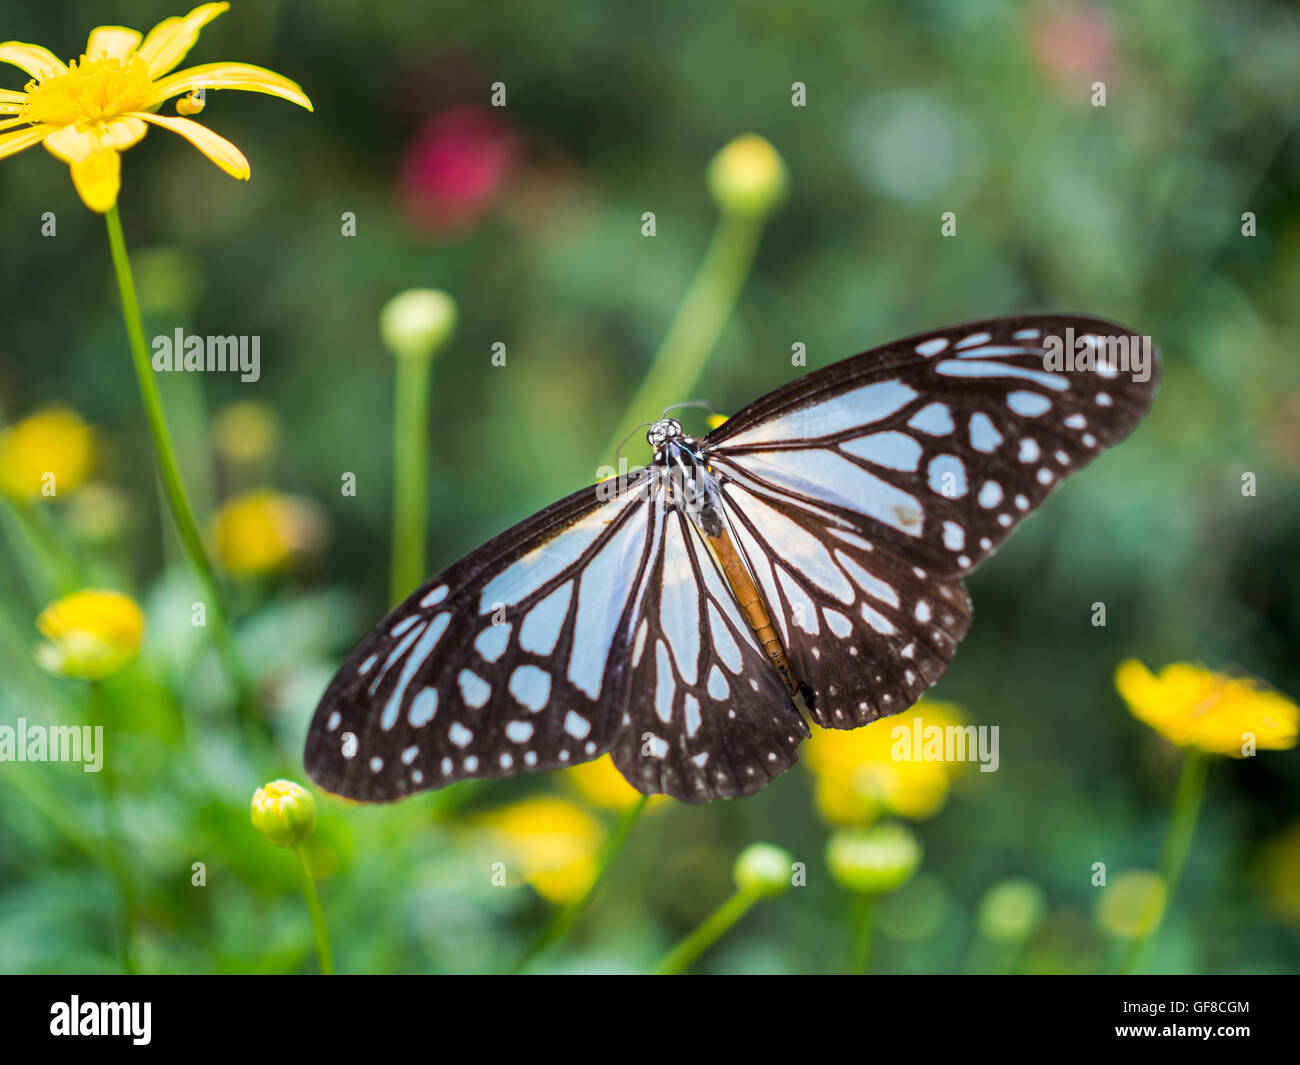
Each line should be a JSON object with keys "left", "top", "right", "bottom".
{"left": 35, "top": 589, "right": 145, "bottom": 680}
{"left": 210, "top": 489, "right": 325, "bottom": 577}
{"left": 566, "top": 754, "right": 667, "bottom": 812}
{"left": 0, "top": 405, "right": 94, "bottom": 501}
{"left": 1116, "top": 658, "right": 1299, "bottom": 757}
{"left": 477, "top": 796, "right": 605, "bottom": 906}
{"left": 0, "top": 3, "right": 312, "bottom": 212}
{"left": 804, "top": 700, "right": 968, "bottom": 825}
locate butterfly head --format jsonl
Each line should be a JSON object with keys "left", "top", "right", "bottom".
{"left": 647, "top": 417, "right": 685, "bottom": 452}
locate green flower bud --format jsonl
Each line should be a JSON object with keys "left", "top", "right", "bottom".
{"left": 826, "top": 822, "right": 921, "bottom": 895}
{"left": 977, "top": 878, "right": 1046, "bottom": 943}
{"left": 733, "top": 842, "right": 794, "bottom": 898}
{"left": 1097, "top": 869, "right": 1166, "bottom": 939}
{"left": 379, "top": 288, "right": 457, "bottom": 361}
{"left": 251, "top": 779, "right": 317, "bottom": 847}
{"left": 707, "top": 134, "right": 789, "bottom": 216}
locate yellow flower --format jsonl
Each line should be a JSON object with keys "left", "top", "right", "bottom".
{"left": 0, "top": 3, "right": 312, "bottom": 213}
{"left": 1116, "top": 659, "right": 1299, "bottom": 757}
{"left": 210, "top": 489, "right": 325, "bottom": 576}
{"left": 251, "top": 779, "right": 317, "bottom": 848}
{"left": 477, "top": 796, "right": 604, "bottom": 905}
{"left": 804, "top": 700, "right": 967, "bottom": 825}
{"left": 213, "top": 400, "right": 279, "bottom": 465}
{"left": 566, "top": 754, "right": 666, "bottom": 812}
{"left": 0, "top": 406, "right": 94, "bottom": 501}
{"left": 1260, "top": 820, "right": 1300, "bottom": 923}
{"left": 35, "top": 589, "right": 144, "bottom": 679}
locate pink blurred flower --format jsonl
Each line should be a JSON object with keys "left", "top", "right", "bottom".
{"left": 1030, "top": 4, "right": 1117, "bottom": 91}
{"left": 399, "top": 106, "right": 516, "bottom": 233}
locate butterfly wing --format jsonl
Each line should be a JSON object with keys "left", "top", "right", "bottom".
{"left": 703, "top": 314, "right": 1157, "bottom": 727}
{"left": 610, "top": 501, "right": 808, "bottom": 801}
{"left": 704, "top": 314, "right": 1158, "bottom": 578}
{"left": 304, "top": 470, "right": 661, "bottom": 801}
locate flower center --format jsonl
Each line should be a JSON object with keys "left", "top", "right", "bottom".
{"left": 22, "top": 54, "right": 154, "bottom": 126}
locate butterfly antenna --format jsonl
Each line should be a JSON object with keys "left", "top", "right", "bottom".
{"left": 661, "top": 399, "right": 717, "bottom": 418}
{"left": 615, "top": 421, "right": 654, "bottom": 463}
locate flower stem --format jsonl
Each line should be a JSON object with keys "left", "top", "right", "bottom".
{"left": 390, "top": 353, "right": 433, "bottom": 607}
{"left": 1119, "top": 747, "right": 1210, "bottom": 973}
{"left": 103, "top": 205, "right": 258, "bottom": 736}
{"left": 601, "top": 208, "right": 769, "bottom": 466}
{"left": 294, "top": 844, "right": 334, "bottom": 974}
{"left": 651, "top": 888, "right": 759, "bottom": 975}
{"left": 850, "top": 893, "right": 876, "bottom": 974}
{"left": 1, "top": 496, "right": 82, "bottom": 595}
{"left": 513, "top": 794, "right": 649, "bottom": 972}
{"left": 91, "top": 680, "right": 136, "bottom": 973}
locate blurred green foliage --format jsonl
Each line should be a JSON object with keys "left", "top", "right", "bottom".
{"left": 1, "top": 0, "right": 1298, "bottom": 974}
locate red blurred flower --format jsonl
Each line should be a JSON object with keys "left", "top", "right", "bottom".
{"left": 399, "top": 106, "right": 516, "bottom": 233}
{"left": 1030, "top": 4, "right": 1116, "bottom": 91}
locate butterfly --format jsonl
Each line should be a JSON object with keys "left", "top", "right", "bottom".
{"left": 304, "top": 314, "right": 1158, "bottom": 803}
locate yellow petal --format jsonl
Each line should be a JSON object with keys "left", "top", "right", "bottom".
{"left": 85, "top": 26, "right": 143, "bottom": 60}
{"left": 0, "top": 42, "right": 67, "bottom": 80}
{"left": 0, "top": 88, "right": 27, "bottom": 114}
{"left": 150, "top": 61, "right": 313, "bottom": 111}
{"left": 136, "top": 2, "right": 229, "bottom": 79}
{"left": 129, "top": 111, "right": 248, "bottom": 179}
{"left": 0, "top": 123, "right": 50, "bottom": 160}
{"left": 44, "top": 118, "right": 146, "bottom": 164}
{"left": 69, "top": 149, "right": 122, "bottom": 213}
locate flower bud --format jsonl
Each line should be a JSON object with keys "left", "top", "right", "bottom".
{"left": 977, "top": 877, "right": 1045, "bottom": 943}
{"left": 379, "top": 288, "right": 457, "bottom": 361}
{"left": 826, "top": 822, "right": 921, "bottom": 895}
{"left": 35, "top": 589, "right": 144, "bottom": 680}
{"left": 251, "top": 779, "right": 318, "bottom": 847}
{"left": 1097, "top": 869, "right": 1166, "bottom": 938}
{"left": 707, "top": 134, "right": 788, "bottom": 216}
{"left": 733, "top": 842, "right": 794, "bottom": 898}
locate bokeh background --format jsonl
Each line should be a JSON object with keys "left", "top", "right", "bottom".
{"left": 1, "top": 0, "right": 1298, "bottom": 974}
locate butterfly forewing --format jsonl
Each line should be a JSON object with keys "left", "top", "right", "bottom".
{"left": 703, "top": 314, "right": 1158, "bottom": 578}
{"left": 305, "top": 471, "right": 660, "bottom": 801}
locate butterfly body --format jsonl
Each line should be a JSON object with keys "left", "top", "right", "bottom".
{"left": 305, "top": 314, "right": 1158, "bottom": 803}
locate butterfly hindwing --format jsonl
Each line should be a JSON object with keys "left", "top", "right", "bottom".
{"left": 709, "top": 465, "right": 973, "bottom": 729}
{"left": 304, "top": 471, "right": 660, "bottom": 801}
{"left": 611, "top": 503, "right": 808, "bottom": 800}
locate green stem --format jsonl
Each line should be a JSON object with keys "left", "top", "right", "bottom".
{"left": 390, "top": 353, "right": 433, "bottom": 607}
{"left": 602, "top": 209, "right": 769, "bottom": 466}
{"left": 850, "top": 893, "right": 876, "bottom": 974}
{"left": 513, "top": 795, "right": 649, "bottom": 972}
{"left": 92, "top": 681, "right": 136, "bottom": 973}
{"left": 294, "top": 844, "right": 334, "bottom": 974}
{"left": 1119, "top": 748, "right": 1210, "bottom": 973}
{"left": 104, "top": 205, "right": 259, "bottom": 737}
{"left": 1, "top": 497, "right": 82, "bottom": 595}
{"left": 651, "top": 889, "right": 760, "bottom": 975}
